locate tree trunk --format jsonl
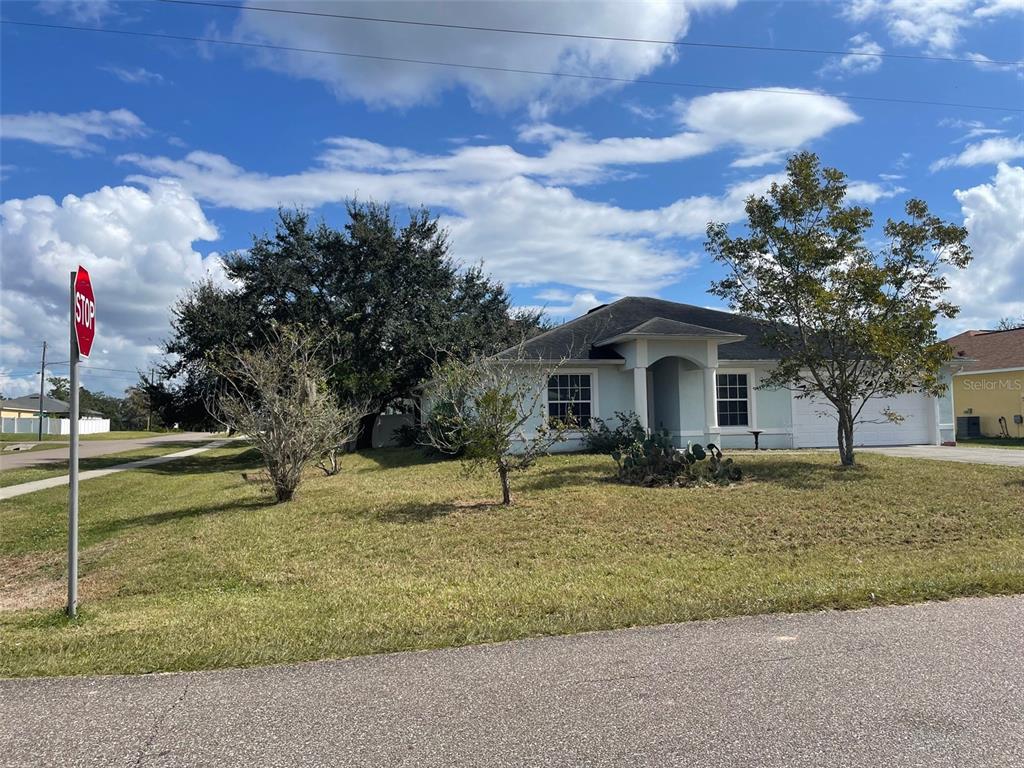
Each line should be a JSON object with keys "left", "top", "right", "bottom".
{"left": 355, "top": 411, "right": 380, "bottom": 451}
{"left": 837, "top": 407, "right": 856, "bottom": 466}
{"left": 498, "top": 463, "right": 513, "bottom": 506}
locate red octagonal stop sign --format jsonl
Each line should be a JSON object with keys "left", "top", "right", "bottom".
{"left": 73, "top": 266, "right": 96, "bottom": 358}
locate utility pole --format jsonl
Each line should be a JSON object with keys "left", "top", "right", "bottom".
{"left": 147, "top": 367, "right": 154, "bottom": 431}
{"left": 37, "top": 340, "right": 47, "bottom": 441}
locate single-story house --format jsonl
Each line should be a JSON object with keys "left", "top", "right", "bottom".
{"left": 944, "top": 327, "right": 1024, "bottom": 439}
{"left": 1, "top": 394, "right": 110, "bottom": 436}
{"left": 487, "top": 297, "right": 957, "bottom": 451}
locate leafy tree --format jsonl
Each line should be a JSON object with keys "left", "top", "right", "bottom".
{"left": 161, "top": 204, "right": 543, "bottom": 444}
{"left": 706, "top": 152, "right": 971, "bottom": 466}
{"left": 421, "top": 345, "right": 571, "bottom": 505}
{"left": 46, "top": 376, "right": 70, "bottom": 401}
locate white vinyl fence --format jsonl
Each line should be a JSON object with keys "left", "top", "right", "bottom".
{"left": 1, "top": 416, "right": 111, "bottom": 436}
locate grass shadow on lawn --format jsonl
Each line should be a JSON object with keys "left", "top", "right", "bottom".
{"left": 87, "top": 498, "right": 275, "bottom": 539}
{"left": 735, "top": 459, "right": 870, "bottom": 490}
{"left": 375, "top": 499, "right": 504, "bottom": 523}
{"left": 138, "top": 446, "right": 263, "bottom": 477}
{"left": 354, "top": 447, "right": 455, "bottom": 471}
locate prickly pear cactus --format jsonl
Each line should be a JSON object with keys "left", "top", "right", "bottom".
{"left": 610, "top": 432, "right": 742, "bottom": 487}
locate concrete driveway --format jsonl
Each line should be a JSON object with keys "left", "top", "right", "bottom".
{"left": 859, "top": 444, "right": 1024, "bottom": 467}
{"left": 2, "top": 595, "right": 1022, "bottom": 768}
{"left": 0, "top": 432, "right": 220, "bottom": 471}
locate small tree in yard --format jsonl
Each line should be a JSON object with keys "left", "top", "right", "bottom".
{"left": 706, "top": 152, "right": 972, "bottom": 466}
{"left": 422, "top": 348, "right": 571, "bottom": 506}
{"left": 213, "top": 326, "right": 366, "bottom": 502}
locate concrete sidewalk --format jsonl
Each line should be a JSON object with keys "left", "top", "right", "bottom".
{"left": 2, "top": 595, "right": 1021, "bottom": 767}
{"left": 0, "top": 440, "right": 233, "bottom": 500}
{"left": 0, "top": 432, "right": 222, "bottom": 470}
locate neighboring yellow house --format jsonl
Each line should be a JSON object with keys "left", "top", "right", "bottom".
{"left": 945, "top": 328, "right": 1024, "bottom": 439}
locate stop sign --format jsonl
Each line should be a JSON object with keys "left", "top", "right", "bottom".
{"left": 73, "top": 266, "right": 96, "bottom": 358}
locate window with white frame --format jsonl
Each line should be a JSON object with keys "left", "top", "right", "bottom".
{"left": 716, "top": 372, "right": 750, "bottom": 427}
{"left": 547, "top": 373, "right": 592, "bottom": 429}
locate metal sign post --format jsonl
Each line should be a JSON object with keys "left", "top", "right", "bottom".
{"left": 67, "top": 265, "right": 95, "bottom": 618}
{"left": 68, "top": 271, "right": 79, "bottom": 617}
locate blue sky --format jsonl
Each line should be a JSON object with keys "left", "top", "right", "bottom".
{"left": 1, "top": 0, "right": 1022, "bottom": 395}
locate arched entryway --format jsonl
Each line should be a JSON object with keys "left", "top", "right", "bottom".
{"left": 648, "top": 356, "right": 708, "bottom": 447}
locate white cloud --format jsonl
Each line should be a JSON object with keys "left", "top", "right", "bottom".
{"left": 819, "top": 33, "right": 885, "bottom": 78}
{"left": 944, "top": 163, "right": 1024, "bottom": 330}
{"left": 38, "top": 0, "right": 120, "bottom": 23}
{"left": 0, "top": 181, "right": 223, "bottom": 396}
{"left": 846, "top": 179, "right": 908, "bottom": 202}
{"left": 843, "top": 0, "right": 1022, "bottom": 55}
{"left": 118, "top": 144, "right": 779, "bottom": 294}
{"left": 963, "top": 51, "right": 1024, "bottom": 75}
{"left": 0, "top": 109, "right": 146, "bottom": 153}
{"left": 101, "top": 65, "right": 166, "bottom": 85}
{"left": 931, "top": 135, "right": 1024, "bottom": 170}
{"left": 520, "top": 290, "right": 608, "bottom": 320}
{"left": 674, "top": 88, "right": 860, "bottom": 166}
{"left": 115, "top": 85, "right": 875, "bottom": 296}
{"left": 230, "top": 0, "right": 737, "bottom": 112}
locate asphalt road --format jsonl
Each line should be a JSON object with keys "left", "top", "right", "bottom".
{"left": 0, "top": 432, "right": 220, "bottom": 470}
{"left": 2, "top": 595, "right": 1022, "bottom": 767}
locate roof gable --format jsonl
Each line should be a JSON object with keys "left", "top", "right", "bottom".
{"left": 501, "top": 296, "right": 782, "bottom": 361}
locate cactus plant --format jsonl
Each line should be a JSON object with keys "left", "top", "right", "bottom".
{"left": 610, "top": 431, "right": 742, "bottom": 487}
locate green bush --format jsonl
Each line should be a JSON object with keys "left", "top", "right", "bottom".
{"left": 583, "top": 411, "right": 647, "bottom": 453}
{"left": 611, "top": 430, "right": 742, "bottom": 487}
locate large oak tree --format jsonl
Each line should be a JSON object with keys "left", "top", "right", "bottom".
{"left": 161, "top": 203, "right": 543, "bottom": 444}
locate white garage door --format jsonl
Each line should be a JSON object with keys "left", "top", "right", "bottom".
{"left": 791, "top": 392, "right": 934, "bottom": 448}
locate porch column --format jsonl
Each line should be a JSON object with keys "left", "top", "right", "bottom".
{"left": 634, "top": 367, "right": 649, "bottom": 432}
{"left": 704, "top": 366, "right": 719, "bottom": 439}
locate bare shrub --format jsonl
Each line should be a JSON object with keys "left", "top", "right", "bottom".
{"left": 213, "top": 326, "right": 366, "bottom": 502}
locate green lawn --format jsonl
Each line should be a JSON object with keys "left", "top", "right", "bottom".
{"left": 0, "top": 441, "right": 216, "bottom": 488}
{"left": 1, "top": 446, "right": 1022, "bottom": 678}
{"left": 958, "top": 437, "right": 1024, "bottom": 450}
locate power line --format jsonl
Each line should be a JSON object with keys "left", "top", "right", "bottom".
{"left": 2, "top": 19, "right": 1021, "bottom": 113}
{"left": 159, "top": 0, "right": 1024, "bottom": 67}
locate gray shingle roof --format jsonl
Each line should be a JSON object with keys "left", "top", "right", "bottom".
{"left": 1, "top": 394, "right": 103, "bottom": 417}
{"left": 501, "top": 297, "right": 783, "bottom": 361}
{"left": 598, "top": 317, "right": 745, "bottom": 343}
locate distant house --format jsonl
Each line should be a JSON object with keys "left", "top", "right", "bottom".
{"left": 945, "top": 327, "right": 1024, "bottom": 439}
{"left": 465, "top": 297, "right": 959, "bottom": 451}
{"left": 1, "top": 395, "right": 109, "bottom": 436}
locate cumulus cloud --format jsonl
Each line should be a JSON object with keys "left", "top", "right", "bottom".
{"left": 0, "top": 181, "right": 223, "bottom": 395}
{"left": 229, "top": 0, "right": 736, "bottom": 112}
{"left": 943, "top": 163, "right": 1024, "bottom": 331}
{"left": 931, "top": 135, "right": 1024, "bottom": 170}
{"left": 843, "top": 0, "right": 1022, "bottom": 55}
{"left": 0, "top": 109, "right": 146, "bottom": 153}
{"left": 818, "top": 33, "right": 885, "bottom": 78}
